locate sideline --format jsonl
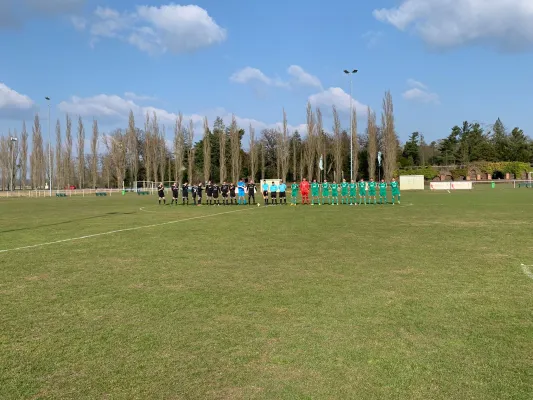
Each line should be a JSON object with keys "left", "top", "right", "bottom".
{"left": 0, "top": 208, "right": 254, "bottom": 254}
{"left": 521, "top": 264, "right": 533, "bottom": 280}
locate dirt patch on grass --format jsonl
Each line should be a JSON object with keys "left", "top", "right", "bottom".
{"left": 24, "top": 274, "right": 49, "bottom": 281}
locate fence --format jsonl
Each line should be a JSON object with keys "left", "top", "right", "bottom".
{"left": 0, "top": 188, "right": 128, "bottom": 198}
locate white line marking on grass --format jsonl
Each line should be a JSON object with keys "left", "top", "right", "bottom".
{"left": 520, "top": 264, "right": 533, "bottom": 280}
{"left": 0, "top": 208, "right": 253, "bottom": 254}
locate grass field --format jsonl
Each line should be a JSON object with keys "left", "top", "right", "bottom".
{"left": 1, "top": 187, "right": 532, "bottom": 399}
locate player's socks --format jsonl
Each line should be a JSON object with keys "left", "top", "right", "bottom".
{"left": 158, "top": 199, "right": 161, "bottom": 204}
{"left": 164, "top": 199, "right": 166, "bottom": 205}
{"left": 398, "top": 195, "right": 401, "bottom": 204}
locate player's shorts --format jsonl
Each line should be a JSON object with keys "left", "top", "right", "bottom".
{"left": 158, "top": 190, "right": 165, "bottom": 198}
{"left": 332, "top": 193, "right": 338, "bottom": 197}
{"left": 206, "top": 193, "right": 213, "bottom": 198}
{"left": 369, "top": 190, "right": 376, "bottom": 196}
{"left": 392, "top": 190, "right": 400, "bottom": 196}
{"left": 341, "top": 192, "right": 348, "bottom": 197}
{"left": 230, "top": 192, "right": 236, "bottom": 198}
{"left": 271, "top": 192, "right": 277, "bottom": 198}
{"left": 311, "top": 192, "right": 318, "bottom": 197}
{"left": 291, "top": 192, "right": 298, "bottom": 197}
{"left": 379, "top": 191, "right": 386, "bottom": 197}
{"left": 222, "top": 192, "right": 228, "bottom": 198}
{"left": 172, "top": 191, "right": 178, "bottom": 198}
{"left": 213, "top": 193, "right": 219, "bottom": 199}
{"left": 262, "top": 190, "right": 268, "bottom": 197}
{"left": 182, "top": 193, "right": 188, "bottom": 198}
{"left": 279, "top": 192, "right": 286, "bottom": 198}
{"left": 322, "top": 193, "right": 329, "bottom": 197}
{"left": 350, "top": 191, "right": 356, "bottom": 197}
{"left": 238, "top": 192, "right": 245, "bottom": 198}
{"left": 359, "top": 191, "right": 366, "bottom": 196}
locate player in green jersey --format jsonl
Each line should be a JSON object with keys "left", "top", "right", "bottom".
{"left": 390, "top": 177, "right": 401, "bottom": 204}
{"left": 321, "top": 180, "right": 330, "bottom": 205}
{"left": 379, "top": 179, "right": 388, "bottom": 204}
{"left": 330, "top": 181, "right": 339, "bottom": 205}
{"left": 311, "top": 179, "right": 320, "bottom": 205}
{"left": 340, "top": 179, "right": 349, "bottom": 204}
{"left": 358, "top": 179, "right": 367, "bottom": 205}
{"left": 290, "top": 182, "right": 299, "bottom": 206}
{"left": 368, "top": 178, "right": 377, "bottom": 205}
{"left": 349, "top": 180, "right": 357, "bottom": 205}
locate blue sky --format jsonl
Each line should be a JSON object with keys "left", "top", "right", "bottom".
{"left": 1, "top": 0, "right": 533, "bottom": 145}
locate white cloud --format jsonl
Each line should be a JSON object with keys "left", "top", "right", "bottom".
{"left": 70, "top": 15, "right": 86, "bottom": 30}
{"left": 402, "top": 79, "right": 439, "bottom": 104}
{"left": 230, "top": 67, "right": 288, "bottom": 88}
{"left": 0, "top": 83, "right": 36, "bottom": 118}
{"left": 230, "top": 65, "right": 323, "bottom": 90}
{"left": 57, "top": 93, "right": 307, "bottom": 140}
{"left": 287, "top": 65, "right": 322, "bottom": 89}
{"left": 80, "top": 4, "right": 226, "bottom": 54}
{"left": 124, "top": 92, "right": 156, "bottom": 101}
{"left": 308, "top": 87, "right": 368, "bottom": 115}
{"left": 406, "top": 78, "right": 427, "bottom": 90}
{"left": 362, "top": 30, "right": 384, "bottom": 48}
{"left": 373, "top": 0, "right": 533, "bottom": 50}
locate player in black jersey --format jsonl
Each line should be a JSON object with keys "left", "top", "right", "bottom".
{"left": 221, "top": 181, "right": 230, "bottom": 205}
{"left": 191, "top": 184, "right": 198, "bottom": 205}
{"left": 212, "top": 183, "right": 220, "bottom": 205}
{"left": 247, "top": 181, "right": 256, "bottom": 205}
{"left": 182, "top": 182, "right": 189, "bottom": 205}
{"left": 206, "top": 181, "right": 213, "bottom": 205}
{"left": 196, "top": 183, "right": 203, "bottom": 205}
{"left": 157, "top": 182, "right": 166, "bottom": 205}
{"left": 171, "top": 183, "right": 179, "bottom": 205}
{"left": 229, "top": 183, "right": 236, "bottom": 205}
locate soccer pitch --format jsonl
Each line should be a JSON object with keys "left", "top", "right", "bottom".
{"left": 1, "top": 188, "right": 532, "bottom": 399}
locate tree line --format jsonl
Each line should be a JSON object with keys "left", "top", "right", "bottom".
{"left": 1, "top": 91, "right": 532, "bottom": 190}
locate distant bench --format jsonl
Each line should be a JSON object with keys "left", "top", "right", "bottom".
{"left": 56, "top": 193, "right": 67, "bottom": 197}
{"left": 518, "top": 183, "right": 532, "bottom": 188}
{"left": 96, "top": 192, "right": 108, "bottom": 196}
{"left": 137, "top": 191, "right": 150, "bottom": 195}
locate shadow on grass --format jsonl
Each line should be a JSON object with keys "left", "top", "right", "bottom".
{"left": 0, "top": 212, "right": 137, "bottom": 234}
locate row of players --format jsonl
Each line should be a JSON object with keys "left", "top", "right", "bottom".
{"left": 156, "top": 177, "right": 401, "bottom": 205}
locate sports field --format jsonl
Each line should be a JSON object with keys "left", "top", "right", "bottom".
{"left": 1, "top": 187, "right": 532, "bottom": 399}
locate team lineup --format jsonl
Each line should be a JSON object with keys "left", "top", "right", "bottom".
{"left": 156, "top": 177, "right": 401, "bottom": 206}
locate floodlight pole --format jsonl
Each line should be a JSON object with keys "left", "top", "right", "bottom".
{"left": 46, "top": 97, "right": 52, "bottom": 197}
{"left": 344, "top": 69, "right": 358, "bottom": 181}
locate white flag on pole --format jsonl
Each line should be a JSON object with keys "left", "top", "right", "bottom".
{"left": 319, "top": 155, "right": 324, "bottom": 171}
{"left": 377, "top": 151, "right": 382, "bottom": 166}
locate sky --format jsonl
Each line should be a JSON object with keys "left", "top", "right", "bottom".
{"left": 1, "top": 0, "right": 533, "bottom": 145}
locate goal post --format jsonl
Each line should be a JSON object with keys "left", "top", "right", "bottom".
{"left": 399, "top": 175, "right": 424, "bottom": 190}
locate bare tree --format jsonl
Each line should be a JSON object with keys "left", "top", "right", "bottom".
{"left": 203, "top": 117, "right": 211, "bottom": 182}
{"left": 382, "top": 91, "right": 397, "bottom": 181}
{"left": 31, "top": 114, "right": 44, "bottom": 188}
{"left": 367, "top": 106, "right": 378, "bottom": 180}
{"left": 315, "top": 107, "right": 324, "bottom": 179}
{"left": 249, "top": 123, "right": 257, "bottom": 181}
{"left": 304, "top": 102, "right": 316, "bottom": 180}
{"left": 159, "top": 125, "right": 166, "bottom": 183}
{"left": 126, "top": 110, "right": 139, "bottom": 185}
{"left": 230, "top": 114, "right": 241, "bottom": 182}
{"left": 150, "top": 112, "right": 160, "bottom": 183}
{"left": 219, "top": 120, "right": 227, "bottom": 183}
{"left": 104, "top": 130, "right": 127, "bottom": 188}
{"left": 144, "top": 112, "right": 152, "bottom": 185}
{"left": 91, "top": 119, "right": 99, "bottom": 188}
{"left": 20, "top": 122, "right": 28, "bottom": 189}
{"left": 64, "top": 114, "right": 73, "bottom": 188}
{"left": 0, "top": 136, "right": 8, "bottom": 190}
{"left": 260, "top": 142, "right": 265, "bottom": 180}
{"left": 55, "top": 119, "right": 62, "bottom": 190}
{"left": 77, "top": 116, "right": 85, "bottom": 188}
{"left": 292, "top": 135, "right": 297, "bottom": 181}
{"left": 280, "top": 108, "right": 290, "bottom": 182}
{"left": 174, "top": 113, "right": 185, "bottom": 184}
{"left": 332, "top": 105, "right": 343, "bottom": 181}
{"left": 351, "top": 107, "right": 359, "bottom": 181}
{"left": 187, "top": 119, "right": 195, "bottom": 183}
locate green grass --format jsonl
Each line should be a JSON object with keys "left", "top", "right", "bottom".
{"left": 1, "top": 188, "right": 532, "bottom": 399}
